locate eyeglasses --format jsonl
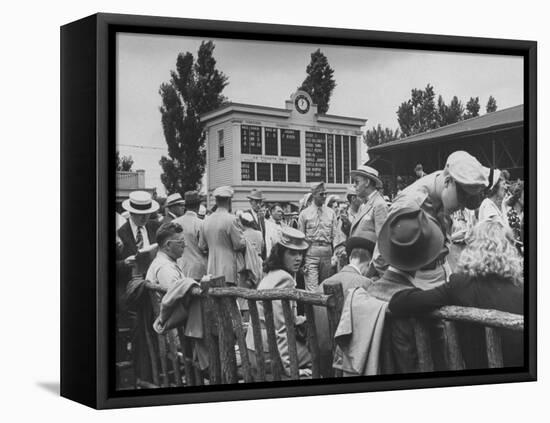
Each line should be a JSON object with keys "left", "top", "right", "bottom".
{"left": 318, "top": 192, "right": 327, "bottom": 197}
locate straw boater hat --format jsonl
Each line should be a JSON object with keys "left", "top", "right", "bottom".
{"left": 165, "top": 193, "right": 185, "bottom": 207}
{"left": 350, "top": 165, "right": 383, "bottom": 189}
{"left": 345, "top": 229, "right": 377, "bottom": 257}
{"left": 278, "top": 227, "right": 309, "bottom": 251}
{"left": 378, "top": 207, "right": 444, "bottom": 271}
{"left": 122, "top": 191, "right": 159, "bottom": 214}
{"left": 246, "top": 189, "right": 265, "bottom": 201}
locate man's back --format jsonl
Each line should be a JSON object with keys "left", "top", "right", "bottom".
{"left": 199, "top": 208, "right": 244, "bottom": 284}
{"left": 174, "top": 211, "right": 207, "bottom": 280}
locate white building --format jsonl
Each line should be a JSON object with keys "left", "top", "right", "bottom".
{"left": 200, "top": 90, "right": 366, "bottom": 210}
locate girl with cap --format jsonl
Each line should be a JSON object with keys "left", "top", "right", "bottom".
{"left": 244, "top": 227, "right": 312, "bottom": 378}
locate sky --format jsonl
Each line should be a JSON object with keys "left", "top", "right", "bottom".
{"left": 117, "top": 33, "right": 523, "bottom": 196}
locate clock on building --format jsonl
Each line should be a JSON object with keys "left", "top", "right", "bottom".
{"left": 294, "top": 94, "right": 310, "bottom": 114}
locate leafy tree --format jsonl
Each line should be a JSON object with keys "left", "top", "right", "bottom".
{"left": 299, "top": 49, "right": 336, "bottom": 114}
{"left": 116, "top": 151, "right": 134, "bottom": 171}
{"left": 159, "top": 41, "right": 228, "bottom": 194}
{"left": 364, "top": 124, "right": 400, "bottom": 148}
{"left": 397, "top": 84, "right": 439, "bottom": 137}
{"left": 486, "top": 95, "right": 498, "bottom": 113}
{"left": 464, "top": 96, "right": 481, "bottom": 119}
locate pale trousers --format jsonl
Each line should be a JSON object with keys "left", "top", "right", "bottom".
{"left": 303, "top": 245, "right": 333, "bottom": 291}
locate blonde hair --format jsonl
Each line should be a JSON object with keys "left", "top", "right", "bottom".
{"left": 457, "top": 218, "right": 523, "bottom": 285}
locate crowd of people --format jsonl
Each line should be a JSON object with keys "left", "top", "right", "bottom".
{"left": 115, "top": 150, "right": 525, "bottom": 385}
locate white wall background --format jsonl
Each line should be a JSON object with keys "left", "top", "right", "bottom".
{"left": 0, "top": 0, "right": 545, "bottom": 419}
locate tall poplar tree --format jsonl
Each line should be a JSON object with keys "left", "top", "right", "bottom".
{"left": 159, "top": 41, "right": 228, "bottom": 194}
{"left": 299, "top": 49, "right": 336, "bottom": 114}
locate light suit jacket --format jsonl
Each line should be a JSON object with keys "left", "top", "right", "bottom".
{"left": 173, "top": 211, "right": 207, "bottom": 280}
{"left": 349, "top": 190, "right": 388, "bottom": 238}
{"left": 198, "top": 208, "right": 245, "bottom": 284}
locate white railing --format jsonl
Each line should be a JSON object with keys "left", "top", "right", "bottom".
{"left": 116, "top": 170, "right": 145, "bottom": 190}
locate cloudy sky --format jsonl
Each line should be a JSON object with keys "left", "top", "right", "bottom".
{"left": 117, "top": 33, "right": 523, "bottom": 196}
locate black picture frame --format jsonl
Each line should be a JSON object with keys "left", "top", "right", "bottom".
{"left": 60, "top": 12, "right": 537, "bottom": 409}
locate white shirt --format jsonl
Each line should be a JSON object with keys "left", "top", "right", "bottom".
{"left": 478, "top": 198, "right": 507, "bottom": 226}
{"left": 129, "top": 217, "right": 150, "bottom": 248}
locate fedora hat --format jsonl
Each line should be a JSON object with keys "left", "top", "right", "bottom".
{"left": 165, "top": 193, "right": 185, "bottom": 207}
{"left": 350, "top": 165, "right": 383, "bottom": 189}
{"left": 279, "top": 227, "right": 309, "bottom": 251}
{"left": 345, "top": 229, "right": 377, "bottom": 257}
{"left": 379, "top": 207, "right": 444, "bottom": 271}
{"left": 246, "top": 189, "right": 265, "bottom": 201}
{"left": 184, "top": 190, "right": 201, "bottom": 206}
{"left": 122, "top": 191, "right": 159, "bottom": 215}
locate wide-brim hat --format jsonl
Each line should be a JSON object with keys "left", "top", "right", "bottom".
{"left": 165, "top": 193, "right": 185, "bottom": 207}
{"left": 350, "top": 165, "right": 383, "bottom": 189}
{"left": 122, "top": 191, "right": 159, "bottom": 214}
{"left": 279, "top": 227, "right": 309, "bottom": 251}
{"left": 379, "top": 207, "right": 444, "bottom": 271}
{"left": 246, "top": 188, "right": 265, "bottom": 201}
{"left": 345, "top": 230, "right": 377, "bottom": 257}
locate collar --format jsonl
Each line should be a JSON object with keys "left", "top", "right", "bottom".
{"left": 168, "top": 211, "right": 177, "bottom": 219}
{"left": 388, "top": 266, "right": 415, "bottom": 284}
{"left": 348, "top": 263, "right": 362, "bottom": 275}
{"left": 157, "top": 250, "right": 177, "bottom": 264}
{"left": 128, "top": 217, "right": 143, "bottom": 234}
{"left": 367, "top": 190, "right": 378, "bottom": 201}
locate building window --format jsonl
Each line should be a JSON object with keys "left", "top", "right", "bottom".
{"left": 343, "top": 135, "right": 350, "bottom": 183}
{"left": 288, "top": 164, "right": 301, "bottom": 182}
{"left": 257, "top": 163, "right": 271, "bottom": 181}
{"left": 265, "top": 127, "right": 278, "bottom": 155}
{"left": 241, "top": 162, "right": 255, "bottom": 181}
{"left": 241, "top": 125, "right": 262, "bottom": 154}
{"left": 273, "top": 163, "right": 286, "bottom": 182}
{"left": 218, "top": 129, "right": 224, "bottom": 159}
{"left": 281, "top": 129, "right": 300, "bottom": 157}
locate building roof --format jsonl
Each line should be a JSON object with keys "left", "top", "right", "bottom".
{"left": 200, "top": 101, "right": 366, "bottom": 127}
{"left": 368, "top": 104, "right": 523, "bottom": 153}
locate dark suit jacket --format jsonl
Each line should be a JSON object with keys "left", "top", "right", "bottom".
{"left": 247, "top": 208, "right": 266, "bottom": 258}
{"left": 389, "top": 272, "right": 523, "bottom": 368}
{"left": 116, "top": 220, "right": 161, "bottom": 307}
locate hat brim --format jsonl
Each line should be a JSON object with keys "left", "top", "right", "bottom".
{"left": 122, "top": 199, "right": 160, "bottom": 215}
{"left": 246, "top": 195, "right": 264, "bottom": 201}
{"left": 166, "top": 200, "right": 185, "bottom": 207}
{"left": 378, "top": 210, "right": 444, "bottom": 271}
{"left": 350, "top": 169, "right": 383, "bottom": 189}
{"left": 279, "top": 239, "right": 310, "bottom": 251}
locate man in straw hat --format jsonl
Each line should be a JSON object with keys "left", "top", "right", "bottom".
{"left": 349, "top": 165, "right": 388, "bottom": 238}
{"left": 199, "top": 186, "right": 246, "bottom": 285}
{"left": 161, "top": 192, "right": 186, "bottom": 225}
{"left": 115, "top": 190, "right": 161, "bottom": 383}
{"left": 246, "top": 188, "right": 267, "bottom": 259}
{"left": 298, "top": 182, "right": 338, "bottom": 291}
{"left": 348, "top": 165, "right": 389, "bottom": 279}
{"left": 386, "top": 150, "right": 489, "bottom": 289}
{"left": 173, "top": 191, "right": 207, "bottom": 281}
{"left": 364, "top": 206, "right": 445, "bottom": 373}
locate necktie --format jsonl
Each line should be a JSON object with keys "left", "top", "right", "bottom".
{"left": 136, "top": 226, "right": 144, "bottom": 250}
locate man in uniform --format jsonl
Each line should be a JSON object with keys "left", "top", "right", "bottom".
{"left": 161, "top": 193, "right": 185, "bottom": 225}
{"left": 388, "top": 150, "right": 489, "bottom": 289}
{"left": 199, "top": 186, "right": 246, "bottom": 285}
{"left": 173, "top": 191, "right": 207, "bottom": 281}
{"left": 246, "top": 188, "right": 267, "bottom": 259}
{"left": 298, "top": 182, "right": 337, "bottom": 291}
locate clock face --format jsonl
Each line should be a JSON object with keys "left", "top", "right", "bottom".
{"left": 295, "top": 95, "right": 310, "bottom": 114}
